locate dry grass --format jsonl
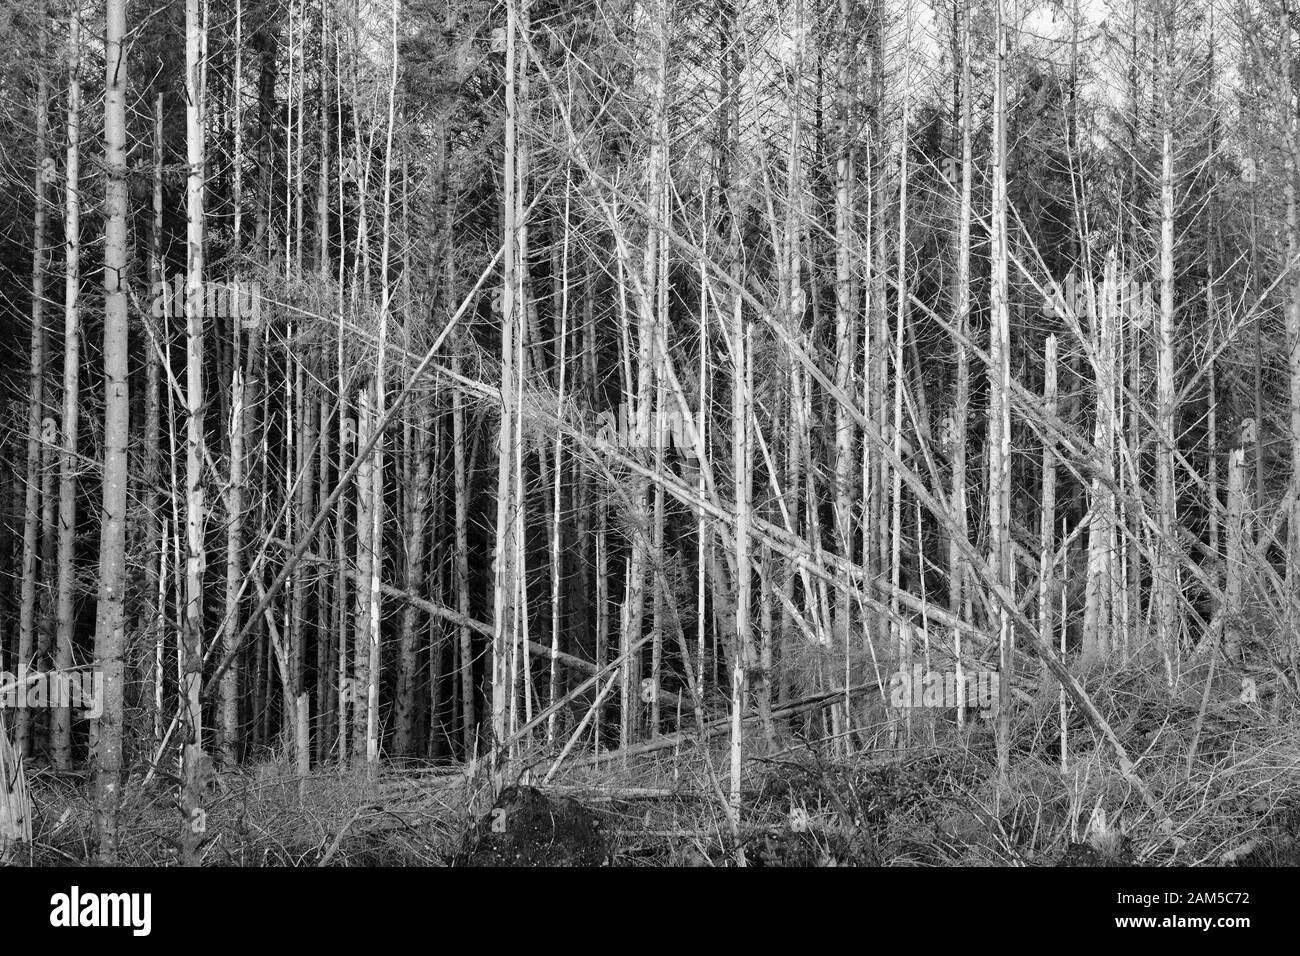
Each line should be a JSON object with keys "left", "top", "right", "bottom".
{"left": 9, "top": 654, "right": 1300, "bottom": 866}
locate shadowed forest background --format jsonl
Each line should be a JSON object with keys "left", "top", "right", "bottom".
{"left": 0, "top": 0, "right": 1299, "bottom": 867}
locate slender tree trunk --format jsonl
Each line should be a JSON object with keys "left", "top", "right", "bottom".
{"left": 832, "top": 0, "right": 855, "bottom": 724}
{"left": 1225, "top": 446, "right": 1245, "bottom": 661}
{"left": 1156, "top": 32, "right": 1179, "bottom": 685}
{"left": 352, "top": 388, "right": 374, "bottom": 764}
{"left": 179, "top": 0, "right": 209, "bottom": 865}
{"left": 451, "top": 353, "right": 475, "bottom": 756}
{"left": 294, "top": 364, "right": 316, "bottom": 775}
{"left": 395, "top": 408, "right": 430, "bottom": 755}
{"left": 949, "top": 0, "right": 973, "bottom": 723}
{"left": 730, "top": 299, "right": 748, "bottom": 844}
{"left": 1083, "top": 262, "right": 1119, "bottom": 661}
{"left": 491, "top": 0, "right": 523, "bottom": 783}
{"left": 51, "top": 11, "right": 83, "bottom": 770}
{"left": 989, "top": 0, "right": 1013, "bottom": 783}
{"left": 1039, "top": 334, "right": 1058, "bottom": 694}
{"left": 1285, "top": 0, "right": 1300, "bottom": 638}
{"left": 93, "top": 0, "right": 130, "bottom": 862}
{"left": 145, "top": 93, "right": 164, "bottom": 747}
{"left": 17, "top": 8, "right": 51, "bottom": 760}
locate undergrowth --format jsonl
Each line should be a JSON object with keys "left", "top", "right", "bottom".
{"left": 8, "top": 656, "right": 1300, "bottom": 866}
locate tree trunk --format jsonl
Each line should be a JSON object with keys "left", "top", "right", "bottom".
{"left": 93, "top": 0, "right": 130, "bottom": 862}
{"left": 17, "top": 7, "right": 51, "bottom": 760}
{"left": 1156, "top": 42, "right": 1179, "bottom": 685}
{"left": 179, "top": 0, "right": 209, "bottom": 866}
{"left": 50, "top": 10, "right": 81, "bottom": 770}
{"left": 395, "top": 407, "right": 430, "bottom": 755}
{"left": 989, "top": 0, "right": 1013, "bottom": 783}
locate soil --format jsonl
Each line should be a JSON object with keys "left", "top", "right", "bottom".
{"left": 455, "top": 785, "right": 608, "bottom": 866}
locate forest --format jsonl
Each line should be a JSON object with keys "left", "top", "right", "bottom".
{"left": 0, "top": 0, "right": 1297, "bottom": 869}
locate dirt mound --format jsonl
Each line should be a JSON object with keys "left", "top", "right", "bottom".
{"left": 456, "top": 786, "right": 608, "bottom": 866}
{"left": 1056, "top": 839, "right": 1135, "bottom": 866}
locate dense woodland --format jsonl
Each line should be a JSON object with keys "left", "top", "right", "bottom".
{"left": 0, "top": 0, "right": 1298, "bottom": 867}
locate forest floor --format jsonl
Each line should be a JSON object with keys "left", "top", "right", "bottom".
{"left": 11, "top": 659, "right": 1300, "bottom": 866}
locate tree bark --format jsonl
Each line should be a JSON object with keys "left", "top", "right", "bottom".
{"left": 51, "top": 10, "right": 82, "bottom": 770}
{"left": 93, "top": 0, "right": 130, "bottom": 863}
